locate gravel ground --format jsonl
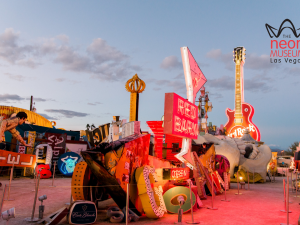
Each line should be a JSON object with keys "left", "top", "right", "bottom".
{"left": 0, "top": 175, "right": 299, "bottom": 225}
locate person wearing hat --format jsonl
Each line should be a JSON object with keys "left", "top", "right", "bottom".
{"left": 0, "top": 112, "right": 31, "bottom": 147}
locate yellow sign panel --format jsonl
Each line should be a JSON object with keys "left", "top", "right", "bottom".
{"left": 135, "top": 166, "right": 166, "bottom": 218}
{"left": 129, "top": 93, "right": 137, "bottom": 122}
{"left": 27, "top": 131, "right": 36, "bottom": 155}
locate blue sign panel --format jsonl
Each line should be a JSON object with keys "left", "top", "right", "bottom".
{"left": 58, "top": 152, "right": 80, "bottom": 176}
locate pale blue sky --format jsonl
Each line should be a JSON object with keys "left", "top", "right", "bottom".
{"left": 0, "top": 1, "right": 299, "bottom": 150}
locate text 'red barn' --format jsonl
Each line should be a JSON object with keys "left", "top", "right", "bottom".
{"left": 164, "top": 92, "right": 198, "bottom": 139}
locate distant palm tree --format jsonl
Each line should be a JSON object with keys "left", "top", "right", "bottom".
{"left": 86, "top": 124, "right": 90, "bottom": 130}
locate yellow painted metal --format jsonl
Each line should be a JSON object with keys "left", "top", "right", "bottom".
{"left": 135, "top": 166, "right": 165, "bottom": 218}
{"left": 230, "top": 169, "right": 264, "bottom": 183}
{"left": 71, "top": 162, "right": 88, "bottom": 200}
{"left": 125, "top": 74, "right": 146, "bottom": 122}
{"left": 129, "top": 93, "right": 137, "bottom": 122}
{"left": 104, "top": 149, "right": 121, "bottom": 176}
{"left": 125, "top": 74, "right": 146, "bottom": 94}
{"left": 0, "top": 106, "right": 53, "bottom": 128}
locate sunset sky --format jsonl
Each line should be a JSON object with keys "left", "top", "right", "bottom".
{"left": 0, "top": 1, "right": 299, "bottom": 150}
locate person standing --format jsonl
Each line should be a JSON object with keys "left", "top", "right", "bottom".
{"left": 0, "top": 112, "right": 31, "bottom": 147}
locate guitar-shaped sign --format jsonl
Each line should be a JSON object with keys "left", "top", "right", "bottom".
{"left": 224, "top": 47, "right": 261, "bottom": 141}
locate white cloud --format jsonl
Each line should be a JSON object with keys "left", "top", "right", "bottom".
{"left": 245, "top": 54, "right": 275, "bottom": 70}
{"left": 39, "top": 113, "right": 58, "bottom": 120}
{"left": 87, "top": 38, "right": 128, "bottom": 62}
{"left": 206, "top": 49, "right": 222, "bottom": 59}
{"left": 0, "top": 94, "right": 25, "bottom": 102}
{"left": 160, "top": 55, "right": 182, "bottom": 70}
{"left": 56, "top": 34, "right": 69, "bottom": 43}
{"left": 4, "top": 73, "right": 26, "bottom": 81}
{"left": 206, "top": 76, "right": 234, "bottom": 90}
{"left": 44, "top": 109, "right": 89, "bottom": 118}
{"left": 206, "top": 49, "right": 233, "bottom": 70}
{"left": 206, "top": 48, "right": 277, "bottom": 71}
{"left": 0, "top": 29, "right": 141, "bottom": 80}
{"left": 87, "top": 102, "right": 102, "bottom": 106}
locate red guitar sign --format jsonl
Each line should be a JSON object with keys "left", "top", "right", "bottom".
{"left": 224, "top": 47, "right": 261, "bottom": 141}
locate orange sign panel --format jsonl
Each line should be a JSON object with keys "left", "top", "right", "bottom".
{"left": 0, "top": 150, "right": 36, "bottom": 167}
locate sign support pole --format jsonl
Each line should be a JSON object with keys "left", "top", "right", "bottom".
{"left": 0, "top": 185, "right": 7, "bottom": 214}
{"left": 294, "top": 172, "right": 299, "bottom": 197}
{"left": 126, "top": 183, "right": 129, "bottom": 225}
{"left": 6, "top": 161, "right": 15, "bottom": 201}
{"left": 281, "top": 177, "right": 291, "bottom": 225}
{"left": 235, "top": 171, "right": 242, "bottom": 195}
{"left": 49, "top": 161, "right": 56, "bottom": 187}
{"left": 186, "top": 180, "right": 200, "bottom": 223}
{"left": 247, "top": 171, "right": 250, "bottom": 190}
{"left": 221, "top": 172, "right": 230, "bottom": 202}
{"left": 207, "top": 176, "right": 218, "bottom": 210}
{"left": 281, "top": 178, "right": 291, "bottom": 213}
{"left": 25, "top": 174, "right": 40, "bottom": 222}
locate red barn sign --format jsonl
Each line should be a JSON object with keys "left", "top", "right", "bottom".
{"left": 164, "top": 92, "right": 198, "bottom": 139}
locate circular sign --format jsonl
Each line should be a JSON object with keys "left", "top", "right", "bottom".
{"left": 58, "top": 152, "right": 81, "bottom": 176}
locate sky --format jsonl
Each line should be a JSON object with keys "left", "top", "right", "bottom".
{"left": 0, "top": 1, "right": 299, "bottom": 150}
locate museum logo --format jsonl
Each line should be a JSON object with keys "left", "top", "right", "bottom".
{"left": 266, "top": 19, "right": 300, "bottom": 64}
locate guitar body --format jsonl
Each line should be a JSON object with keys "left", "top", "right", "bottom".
{"left": 224, "top": 102, "right": 260, "bottom": 141}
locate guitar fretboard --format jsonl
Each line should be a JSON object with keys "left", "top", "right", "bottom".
{"left": 234, "top": 61, "right": 244, "bottom": 125}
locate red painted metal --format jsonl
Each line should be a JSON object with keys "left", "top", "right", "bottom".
{"left": 164, "top": 134, "right": 182, "bottom": 162}
{"left": 224, "top": 103, "right": 261, "bottom": 141}
{"left": 164, "top": 93, "right": 198, "bottom": 139}
{"left": 146, "top": 121, "right": 163, "bottom": 159}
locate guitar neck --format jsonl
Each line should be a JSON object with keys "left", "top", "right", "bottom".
{"left": 234, "top": 62, "right": 244, "bottom": 125}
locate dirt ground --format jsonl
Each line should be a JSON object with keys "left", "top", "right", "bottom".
{"left": 0, "top": 175, "right": 299, "bottom": 225}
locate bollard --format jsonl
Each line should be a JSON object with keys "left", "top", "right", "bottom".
{"left": 295, "top": 172, "right": 299, "bottom": 198}
{"left": 207, "top": 176, "right": 218, "bottom": 210}
{"left": 247, "top": 171, "right": 250, "bottom": 190}
{"left": 90, "top": 186, "right": 93, "bottom": 202}
{"left": 39, "top": 205, "right": 45, "bottom": 219}
{"left": 296, "top": 172, "right": 298, "bottom": 197}
{"left": 177, "top": 196, "right": 184, "bottom": 223}
{"left": 221, "top": 172, "right": 230, "bottom": 202}
{"left": 126, "top": 183, "right": 129, "bottom": 225}
{"left": 235, "top": 171, "right": 242, "bottom": 195}
{"left": 286, "top": 180, "right": 290, "bottom": 225}
{"left": 280, "top": 178, "right": 292, "bottom": 213}
{"left": 32, "top": 165, "right": 37, "bottom": 192}
{"left": 0, "top": 185, "right": 7, "bottom": 214}
{"left": 186, "top": 179, "right": 200, "bottom": 223}
{"left": 66, "top": 192, "right": 73, "bottom": 206}
{"left": 31, "top": 174, "right": 40, "bottom": 220}
{"left": 6, "top": 161, "right": 15, "bottom": 201}
{"left": 70, "top": 193, "right": 73, "bottom": 205}
{"left": 49, "top": 162, "right": 56, "bottom": 187}
{"left": 281, "top": 179, "right": 291, "bottom": 225}
{"left": 25, "top": 174, "right": 40, "bottom": 222}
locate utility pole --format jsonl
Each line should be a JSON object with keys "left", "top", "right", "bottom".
{"left": 30, "top": 96, "right": 33, "bottom": 111}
